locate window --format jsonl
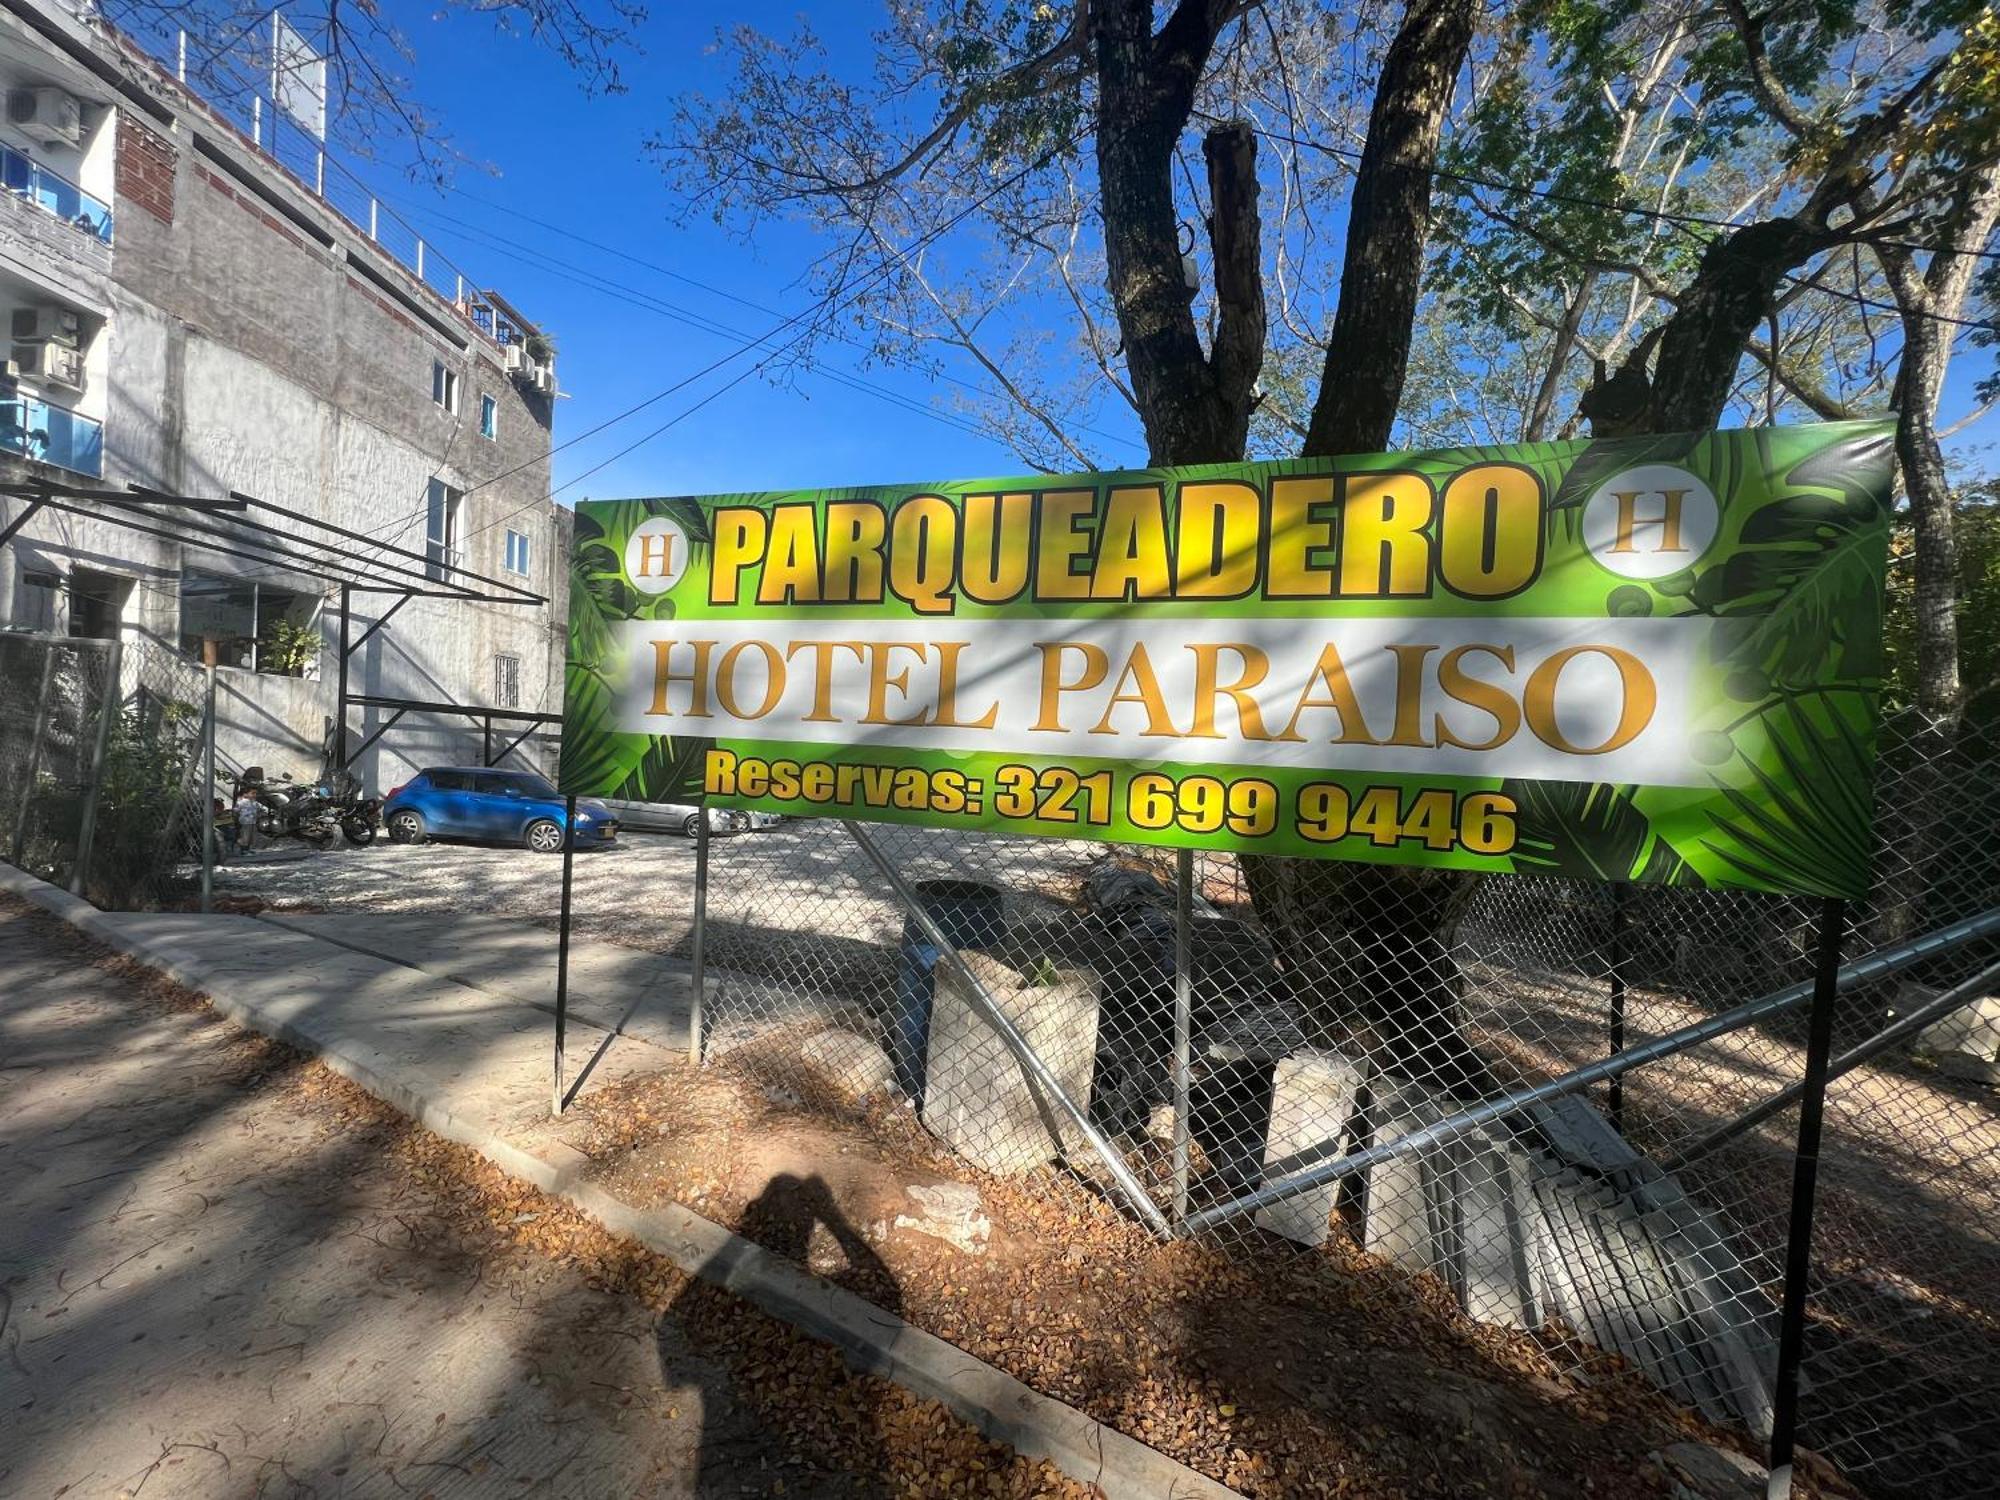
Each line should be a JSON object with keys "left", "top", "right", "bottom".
{"left": 177, "top": 571, "right": 313, "bottom": 673}
{"left": 14, "top": 567, "right": 58, "bottom": 632}
{"left": 482, "top": 776, "right": 548, "bottom": 800}
{"left": 479, "top": 393, "right": 498, "bottom": 440}
{"left": 425, "top": 479, "right": 461, "bottom": 582}
{"left": 503, "top": 528, "right": 530, "bottom": 577}
{"left": 70, "top": 568, "right": 130, "bottom": 641}
{"left": 494, "top": 652, "right": 520, "bottom": 708}
{"left": 431, "top": 359, "right": 458, "bottom": 413}
{"left": 427, "top": 770, "right": 472, "bottom": 791}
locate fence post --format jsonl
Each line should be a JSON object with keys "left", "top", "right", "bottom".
{"left": 844, "top": 817, "right": 1172, "bottom": 1237}
{"left": 69, "top": 637, "right": 122, "bottom": 899}
{"left": 10, "top": 642, "right": 56, "bottom": 867}
{"left": 552, "top": 792, "right": 576, "bottom": 1116}
{"left": 252, "top": 96, "right": 262, "bottom": 147}
{"left": 1607, "top": 883, "right": 1629, "bottom": 1132}
{"left": 199, "top": 648, "right": 217, "bottom": 914}
{"left": 1172, "top": 846, "right": 1194, "bottom": 1226}
{"left": 1767, "top": 897, "right": 1847, "bottom": 1498}
{"left": 689, "top": 810, "right": 709, "bottom": 1068}
{"left": 335, "top": 585, "right": 349, "bottom": 771}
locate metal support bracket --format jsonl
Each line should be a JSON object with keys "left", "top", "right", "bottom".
{"left": 843, "top": 818, "right": 1171, "bottom": 1238}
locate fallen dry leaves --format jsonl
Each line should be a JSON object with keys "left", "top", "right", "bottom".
{"left": 9, "top": 893, "right": 1859, "bottom": 1500}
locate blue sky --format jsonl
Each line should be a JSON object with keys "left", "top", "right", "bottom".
{"left": 368, "top": 2, "right": 1122, "bottom": 503}
{"left": 319, "top": 4, "right": 1993, "bottom": 502}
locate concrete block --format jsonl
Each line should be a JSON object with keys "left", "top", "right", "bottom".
{"left": 1448, "top": 1132, "right": 1542, "bottom": 1329}
{"left": 1906, "top": 983, "right": 2000, "bottom": 1082}
{"left": 1252, "top": 1051, "right": 1362, "bottom": 1246}
{"left": 1361, "top": 1075, "right": 1451, "bottom": 1274}
{"left": 800, "top": 1027, "right": 898, "bottom": 1102}
{"left": 921, "top": 951, "right": 1101, "bottom": 1176}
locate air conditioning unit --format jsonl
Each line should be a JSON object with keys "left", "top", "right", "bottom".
{"left": 502, "top": 342, "right": 527, "bottom": 374}
{"left": 532, "top": 366, "right": 555, "bottom": 394}
{"left": 8, "top": 88, "right": 83, "bottom": 150}
{"left": 11, "top": 306, "right": 82, "bottom": 349}
{"left": 14, "top": 340, "right": 83, "bottom": 389}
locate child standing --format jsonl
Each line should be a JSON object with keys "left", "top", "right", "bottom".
{"left": 234, "top": 788, "right": 261, "bottom": 853}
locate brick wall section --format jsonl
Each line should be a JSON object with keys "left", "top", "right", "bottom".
{"left": 115, "top": 113, "right": 176, "bottom": 224}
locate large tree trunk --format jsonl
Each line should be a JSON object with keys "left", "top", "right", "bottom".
{"left": 1243, "top": 0, "right": 1484, "bottom": 1096}
{"left": 1866, "top": 165, "right": 2000, "bottom": 951}
{"left": 1879, "top": 163, "right": 2000, "bottom": 732}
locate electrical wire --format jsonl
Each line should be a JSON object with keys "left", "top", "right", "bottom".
{"left": 378, "top": 187, "right": 1146, "bottom": 455}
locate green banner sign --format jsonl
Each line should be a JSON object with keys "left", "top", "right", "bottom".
{"left": 560, "top": 421, "right": 1894, "bottom": 898}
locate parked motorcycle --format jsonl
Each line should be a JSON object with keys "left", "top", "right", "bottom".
{"left": 322, "top": 768, "right": 382, "bottom": 846}
{"left": 235, "top": 766, "right": 340, "bottom": 850}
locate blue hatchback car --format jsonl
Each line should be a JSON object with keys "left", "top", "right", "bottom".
{"left": 382, "top": 767, "right": 618, "bottom": 853}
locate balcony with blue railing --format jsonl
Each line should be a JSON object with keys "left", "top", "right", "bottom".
{"left": 1, "top": 393, "right": 103, "bottom": 476}
{"left": 0, "top": 143, "right": 112, "bottom": 244}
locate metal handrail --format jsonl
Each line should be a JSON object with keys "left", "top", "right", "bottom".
{"left": 1665, "top": 950, "right": 2000, "bottom": 1171}
{"left": 1179, "top": 904, "right": 2000, "bottom": 1236}
{"left": 843, "top": 818, "right": 1174, "bottom": 1237}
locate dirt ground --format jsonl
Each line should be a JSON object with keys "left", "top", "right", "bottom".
{"left": 524, "top": 1043, "right": 1849, "bottom": 1500}
{"left": 0, "top": 895, "right": 1094, "bottom": 1500}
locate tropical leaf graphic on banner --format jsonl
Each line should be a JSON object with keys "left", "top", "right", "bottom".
{"left": 558, "top": 500, "right": 713, "bottom": 801}
{"left": 1504, "top": 780, "right": 1695, "bottom": 885}
{"left": 1696, "top": 692, "right": 1880, "bottom": 898}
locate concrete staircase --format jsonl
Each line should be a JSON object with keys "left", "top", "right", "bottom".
{"left": 1258, "top": 1060, "right": 1779, "bottom": 1438}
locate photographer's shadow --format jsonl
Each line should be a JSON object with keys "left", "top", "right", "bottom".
{"left": 659, "top": 1173, "right": 904, "bottom": 1497}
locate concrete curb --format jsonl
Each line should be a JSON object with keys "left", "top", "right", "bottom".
{"left": 0, "top": 865, "right": 1237, "bottom": 1500}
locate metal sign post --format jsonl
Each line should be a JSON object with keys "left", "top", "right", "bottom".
{"left": 689, "top": 811, "right": 709, "bottom": 1068}
{"left": 552, "top": 792, "right": 577, "bottom": 1116}
{"left": 1766, "top": 897, "right": 1848, "bottom": 1498}
{"left": 199, "top": 645, "right": 217, "bottom": 913}
{"left": 1172, "top": 847, "right": 1195, "bottom": 1226}
{"left": 1607, "top": 883, "right": 1629, "bottom": 1132}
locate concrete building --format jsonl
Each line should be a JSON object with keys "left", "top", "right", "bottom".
{"left": 0, "top": 0, "right": 567, "bottom": 793}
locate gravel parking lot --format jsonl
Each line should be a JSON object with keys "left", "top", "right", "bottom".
{"left": 214, "top": 820, "right": 1108, "bottom": 959}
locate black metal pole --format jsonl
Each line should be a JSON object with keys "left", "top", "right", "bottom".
{"left": 1767, "top": 896, "right": 1847, "bottom": 1496}
{"left": 335, "top": 584, "right": 350, "bottom": 772}
{"left": 482, "top": 715, "right": 492, "bottom": 768}
{"left": 552, "top": 792, "right": 576, "bottom": 1116}
{"left": 688, "top": 809, "right": 709, "bottom": 1068}
{"left": 1607, "top": 883, "right": 1629, "bottom": 1132}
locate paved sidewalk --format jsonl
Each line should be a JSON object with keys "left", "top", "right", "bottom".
{"left": 0, "top": 900, "right": 855, "bottom": 1499}
{"left": 254, "top": 910, "right": 829, "bottom": 1056}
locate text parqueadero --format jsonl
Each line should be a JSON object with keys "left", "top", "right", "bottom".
{"left": 700, "top": 467, "right": 1548, "bottom": 613}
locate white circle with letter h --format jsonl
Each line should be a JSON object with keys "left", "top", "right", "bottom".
{"left": 1581, "top": 464, "right": 1719, "bottom": 579}
{"left": 625, "top": 517, "right": 690, "bottom": 595}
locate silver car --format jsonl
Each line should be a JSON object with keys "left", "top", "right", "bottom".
{"left": 598, "top": 799, "right": 750, "bottom": 838}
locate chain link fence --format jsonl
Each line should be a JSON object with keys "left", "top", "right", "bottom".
{"left": 8, "top": 616, "right": 1991, "bottom": 1494}
{"left": 634, "top": 709, "right": 1999, "bottom": 1499}
{"left": 0, "top": 631, "right": 212, "bottom": 910}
